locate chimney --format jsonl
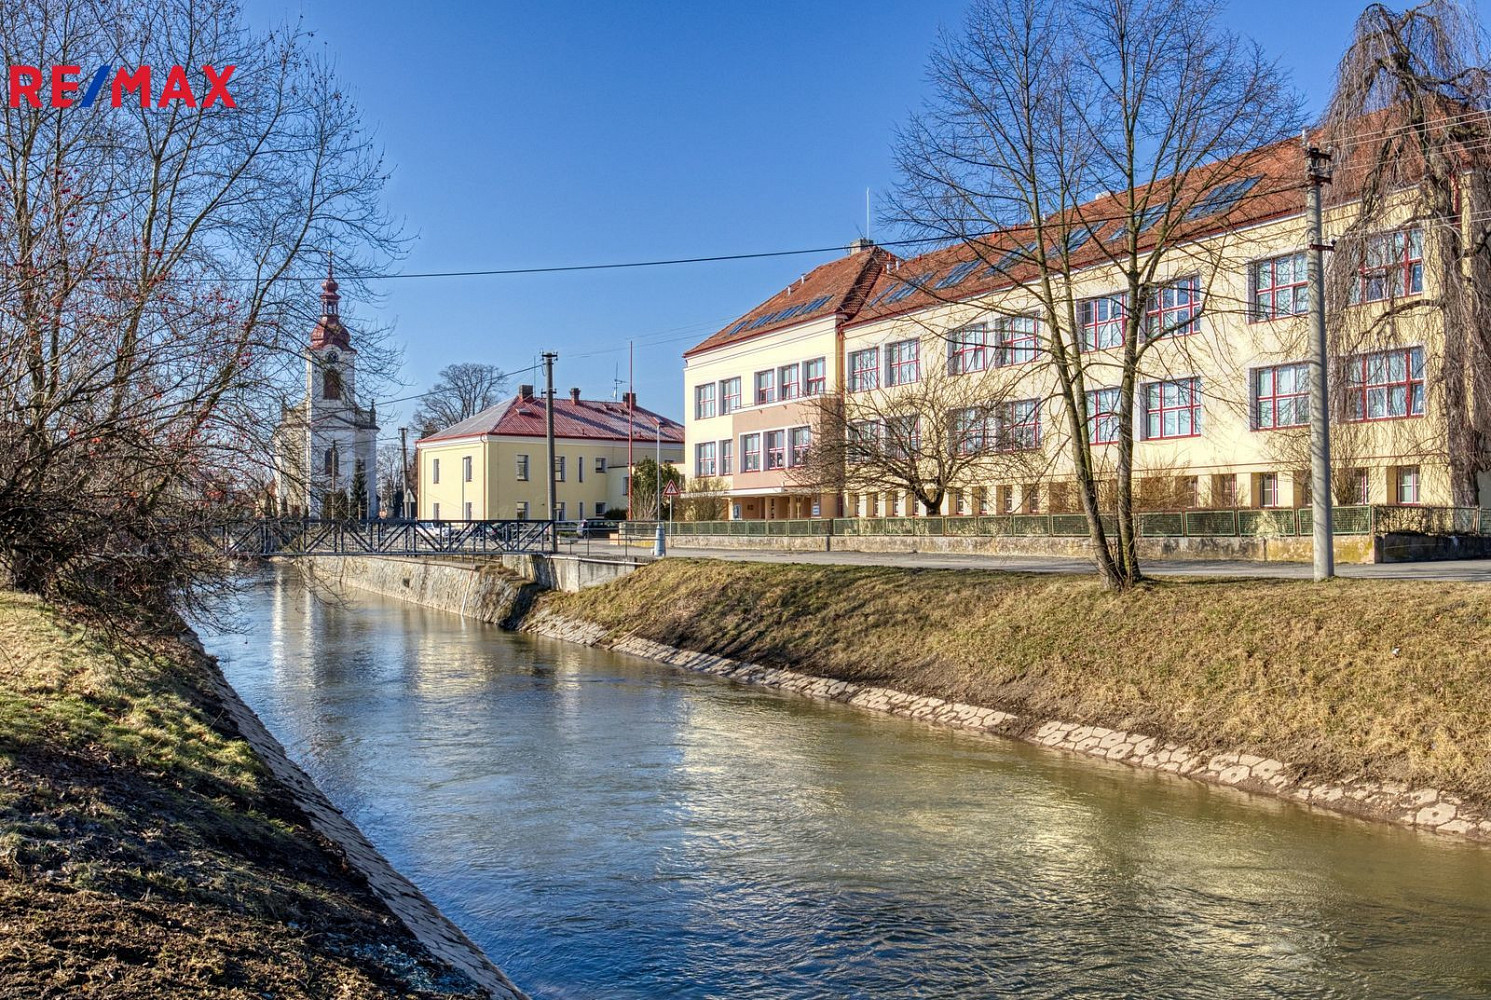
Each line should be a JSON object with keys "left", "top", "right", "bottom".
{"left": 622, "top": 391, "right": 637, "bottom": 408}
{"left": 848, "top": 237, "right": 874, "bottom": 255}
{"left": 518, "top": 384, "right": 533, "bottom": 399}
{"left": 569, "top": 387, "right": 582, "bottom": 403}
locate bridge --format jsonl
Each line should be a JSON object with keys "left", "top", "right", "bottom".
{"left": 207, "top": 519, "right": 555, "bottom": 558}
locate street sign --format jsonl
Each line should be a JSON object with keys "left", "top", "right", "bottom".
{"left": 662, "top": 480, "right": 681, "bottom": 498}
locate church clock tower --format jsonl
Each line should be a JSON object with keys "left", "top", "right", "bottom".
{"left": 270, "top": 257, "right": 380, "bottom": 516}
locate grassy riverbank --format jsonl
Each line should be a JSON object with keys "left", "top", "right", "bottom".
{"left": 0, "top": 590, "right": 488, "bottom": 999}
{"left": 543, "top": 560, "right": 1491, "bottom": 800}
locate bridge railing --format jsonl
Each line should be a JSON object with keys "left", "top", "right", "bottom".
{"left": 207, "top": 519, "right": 556, "bottom": 557}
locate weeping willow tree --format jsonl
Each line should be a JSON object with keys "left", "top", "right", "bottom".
{"left": 1322, "top": 1, "right": 1491, "bottom": 505}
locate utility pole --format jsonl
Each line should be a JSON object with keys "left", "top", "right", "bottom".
{"left": 1306, "top": 143, "right": 1335, "bottom": 582}
{"left": 626, "top": 340, "right": 634, "bottom": 519}
{"left": 399, "top": 426, "right": 410, "bottom": 519}
{"left": 543, "top": 352, "right": 558, "bottom": 554}
{"left": 653, "top": 416, "right": 665, "bottom": 557}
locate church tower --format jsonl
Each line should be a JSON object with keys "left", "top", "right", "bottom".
{"left": 270, "top": 256, "right": 380, "bottom": 517}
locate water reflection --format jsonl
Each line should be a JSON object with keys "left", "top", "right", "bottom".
{"left": 200, "top": 569, "right": 1491, "bottom": 999}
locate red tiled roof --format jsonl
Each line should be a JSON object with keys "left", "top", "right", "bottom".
{"left": 683, "top": 246, "right": 894, "bottom": 358}
{"left": 417, "top": 394, "right": 683, "bottom": 445}
{"left": 848, "top": 137, "right": 1312, "bottom": 327}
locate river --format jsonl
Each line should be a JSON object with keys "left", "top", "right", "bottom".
{"left": 198, "top": 569, "right": 1491, "bottom": 999}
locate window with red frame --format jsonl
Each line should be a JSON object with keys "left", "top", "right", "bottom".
{"left": 1250, "top": 252, "right": 1308, "bottom": 320}
{"left": 995, "top": 315, "right": 1037, "bottom": 366}
{"left": 1079, "top": 295, "right": 1126, "bottom": 350}
{"left": 1342, "top": 347, "right": 1424, "bottom": 421}
{"left": 995, "top": 399, "right": 1040, "bottom": 451}
{"left": 1352, "top": 229, "right": 1423, "bottom": 303}
{"left": 1142, "top": 377, "right": 1201, "bottom": 439}
{"left": 947, "top": 324, "right": 987, "bottom": 375}
{"left": 754, "top": 370, "right": 776, "bottom": 405}
{"left": 779, "top": 363, "right": 802, "bottom": 400}
{"left": 721, "top": 377, "right": 742, "bottom": 414}
{"left": 741, "top": 433, "right": 761, "bottom": 472}
{"left": 949, "top": 407, "right": 987, "bottom": 455}
{"left": 1143, "top": 276, "right": 1201, "bottom": 338}
{"left": 848, "top": 348, "right": 879, "bottom": 392}
{"left": 788, "top": 426, "right": 811, "bottom": 466}
{"left": 804, "top": 357, "right": 826, "bottom": 395}
{"left": 1087, "top": 387, "right": 1120, "bottom": 444}
{"left": 886, "top": 339, "right": 920, "bottom": 386}
{"left": 764, "top": 430, "right": 787, "bottom": 470}
{"left": 1252, "top": 363, "right": 1309, "bottom": 429}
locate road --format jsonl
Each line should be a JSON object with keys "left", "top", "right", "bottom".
{"left": 604, "top": 541, "right": 1491, "bottom": 582}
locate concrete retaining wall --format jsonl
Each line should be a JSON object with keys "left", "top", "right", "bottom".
{"left": 1377, "top": 532, "right": 1491, "bottom": 562}
{"left": 296, "top": 553, "right": 648, "bottom": 624}
{"left": 656, "top": 531, "right": 1377, "bottom": 563}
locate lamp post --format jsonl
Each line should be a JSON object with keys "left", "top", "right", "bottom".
{"left": 1306, "top": 143, "right": 1335, "bottom": 581}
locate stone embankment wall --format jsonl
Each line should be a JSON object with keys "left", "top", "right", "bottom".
{"left": 183, "top": 632, "right": 529, "bottom": 1000}
{"left": 300, "top": 555, "right": 541, "bottom": 625}
{"left": 300, "top": 554, "right": 645, "bottom": 622}
{"left": 519, "top": 609, "right": 1490, "bottom": 843}
{"left": 654, "top": 532, "right": 1377, "bottom": 564}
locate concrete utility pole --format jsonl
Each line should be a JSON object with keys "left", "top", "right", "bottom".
{"left": 543, "top": 352, "right": 558, "bottom": 554}
{"left": 653, "top": 417, "right": 665, "bottom": 557}
{"left": 399, "top": 427, "right": 409, "bottom": 519}
{"left": 1306, "top": 143, "right": 1335, "bottom": 582}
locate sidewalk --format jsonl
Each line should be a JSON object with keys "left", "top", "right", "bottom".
{"left": 632, "top": 544, "right": 1491, "bottom": 582}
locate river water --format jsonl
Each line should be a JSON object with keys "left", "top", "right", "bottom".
{"left": 200, "top": 570, "right": 1491, "bottom": 999}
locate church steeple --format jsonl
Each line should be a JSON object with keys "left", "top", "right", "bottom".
{"left": 310, "top": 251, "right": 351, "bottom": 351}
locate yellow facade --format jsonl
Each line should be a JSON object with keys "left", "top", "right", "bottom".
{"left": 685, "top": 201, "right": 1481, "bottom": 517}
{"left": 418, "top": 434, "right": 682, "bottom": 522}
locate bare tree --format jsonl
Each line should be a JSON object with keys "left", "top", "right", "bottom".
{"left": 0, "top": 0, "right": 402, "bottom": 622}
{"left": 681, "top": 477, "right": 729, "bottom": 521}
{"left": 410, "top": 363, "right": 510, "bottom": 436}
{"left": 376, "top": 442, "right": 411, "bottom": 516}
{"left": 790, "top": 360, "right": 1046, "bottom": 515}
{"left": 1321, "top": 1, "right": 1491, "bottom": 506}
{"left": 890, "top": 0, "right": 1302, "bottom": 588}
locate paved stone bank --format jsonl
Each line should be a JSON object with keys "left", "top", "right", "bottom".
{"left": 521, "top": 610, "right": 1491, "bottom": 844}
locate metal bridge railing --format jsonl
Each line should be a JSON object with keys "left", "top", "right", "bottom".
{"left": 208, "top": 519, "right": 557, "bottom": 557}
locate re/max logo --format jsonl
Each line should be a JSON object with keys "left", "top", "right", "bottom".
{"left": 6, "top": 65, "right": 235, "bottom": 108}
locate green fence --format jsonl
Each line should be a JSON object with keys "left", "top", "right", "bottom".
{"left": 621, "top": 505, "right": 1491, "bottom": 543}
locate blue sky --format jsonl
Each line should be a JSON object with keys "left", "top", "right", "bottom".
{"left": 240, "top": 0, "right": 1488, "bottom": 427}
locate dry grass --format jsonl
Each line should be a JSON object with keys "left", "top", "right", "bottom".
{"left": 546, "top": 560, "right": 1491, "bottom": 798}
{"left": 0, "top": 589, "right": 485, "bottom": 999}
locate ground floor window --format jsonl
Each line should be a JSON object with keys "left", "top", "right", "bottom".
{"left": 1344, "top": 467, "right": 1369, "bottom": 504}
{"left": 1255, "top": 472, "right": 1280, "bottom": 508}
{"left": 516, "top": 502, "right": 528, "bottom": 520}
{"left": 1024, "top": 483, "right": 1041, "bottom": 513}
{"left": 1394, "top": 465, "right": 1420, "bottom": 504}
{"left": 432, "top": 501, "right": 440, "bottom": 519}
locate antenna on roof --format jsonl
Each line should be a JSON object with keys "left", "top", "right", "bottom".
{"left": 612, "top": 364, "right": 624, "bottom": 401}
{"left": 866, "top": 187, "right": 872, "bottom": 241}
